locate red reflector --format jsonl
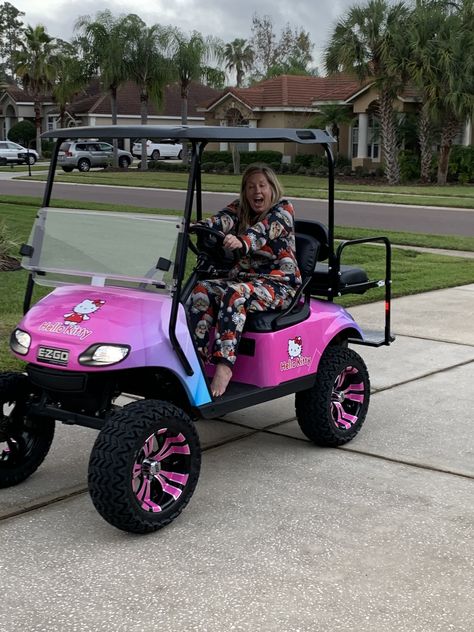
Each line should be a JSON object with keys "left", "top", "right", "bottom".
{"left": 385, "top": 301, "right": 390, "bottom": 312}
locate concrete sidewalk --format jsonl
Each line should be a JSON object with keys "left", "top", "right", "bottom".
{"left": 1, "top": 285, "right": 473, "bottom": 632}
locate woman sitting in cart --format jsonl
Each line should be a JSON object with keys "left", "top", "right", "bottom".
{"left": 187, "top": 163, "right": 302, "bottom": 397}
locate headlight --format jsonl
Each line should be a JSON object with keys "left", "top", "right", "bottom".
{"left": 79, "top": 344, "right": 130, "bottom": 366}
{"left": 10, "top": 329, "right": 31, "bottom": 355}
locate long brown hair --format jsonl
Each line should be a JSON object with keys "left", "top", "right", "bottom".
{"left": 238, "top": 163, "right": 284, "bottom": 231}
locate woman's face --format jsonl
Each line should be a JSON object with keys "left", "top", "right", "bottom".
{"left": 244, "top": 172, "right": 273, "bottom": 214}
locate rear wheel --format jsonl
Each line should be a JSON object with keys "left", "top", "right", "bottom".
{"left": 77, "top": 158, "right": 91, "bottom": 172}
{"left": 0, "top": 372, "right": 55, "bottom": 488}
{"left": 177, "top": 150, "right": 183, "bottom": 160}
{"left": 88, "top": 400, "right": 201, "bottom": 534}
{"left": 295, "top": 346, "right": 370, "bottom": 446}
{"left": 151, "top": 149, "right": 160, "bottom": 160}
{"left": 61, "top": 166, "right": 73, "bottom": 172}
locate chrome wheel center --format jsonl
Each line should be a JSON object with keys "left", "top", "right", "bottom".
{"left": 333, "top": 391, "right": 345, "bottom": 403}
{"left": 141, "top": 458, "right": 161, "bottom": 478}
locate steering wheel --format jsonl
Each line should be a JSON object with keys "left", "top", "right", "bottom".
{"left": 189, "top": 224, "right": 241, "bottom": 263}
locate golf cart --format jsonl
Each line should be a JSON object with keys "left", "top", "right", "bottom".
{"left": 1, "top": 125, "right": 393, "bottom": 534}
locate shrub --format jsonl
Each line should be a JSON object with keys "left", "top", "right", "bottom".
{"left": 202, "top": 150, "right": 233, "bottom": 164}
{"left": 201, "top": 149, "right": 283, "bottom": 167}
{"left": 448, "top": 146, "right": 474, "bottom": 183}
{"left": 7, "top": 120, "right": 36, "bottom": 146}
{"left": 399, "top": 149, "right": 420, "bottom": 181}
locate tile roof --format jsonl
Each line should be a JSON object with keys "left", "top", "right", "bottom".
{"left": 88, "top": 80, "right": 220, "bottom": 116}
{"left": 204, "top": 74, "right": 364, "bottom": 110}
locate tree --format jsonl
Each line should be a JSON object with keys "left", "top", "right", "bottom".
{"left": 75, "top": 10, "right": 140, "bottom": 166}
{"left": 406, "top": 0, "right": 474, "bottom": 184}
{"left": 249, "top": 14, "right": 315, "bottom": 81}
{"left": 0, "top": 1, "right": 25, "bottom": 80}
{"left": 7, "top": 119, "right": 35, "bottom": 145}
{"left": 325, "top": 0, "right": 411, "bottom": 185}
{"left": 52, "top": 41, "right": 89, "bottom": 128}
{"left": 168, "top": 29, "right": 224, "bottom": 162}
{"left": 15, "top": 24, "right": 57, "bottom": 157}
{"left": 127, "top": 20, "right": 175, "bottom": 170}
{"left": 224, "top": 38, "right": 254, "bottom": 87}
{"left": 309, "top": 104, "right": 355, "bottom": 155}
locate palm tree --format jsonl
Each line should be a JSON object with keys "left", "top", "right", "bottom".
{"left": 224, "top": 38, "right": 254, "bottom": 87}
{"left": 324, "top": 0, "right": 410, "bottom": 184}
{"left": 127, "top": 21, "right": 175, "bottom": 171}
{"left": 407, "top": 0, "right": 474, "bottom": 184}
{"left": 308, "top": 104, "right": 355, "bottom": 155}
{"left": 75, "top": 10, "right": 139, "bottom": 166}
{"left": 169, "top": 29, "right": 225, "bottom": 163}
{"left": 14, "top": 24, "right": 57, "bottom": 158}
{"left": 52, "top": 43, "right": 89, "bottom": 128}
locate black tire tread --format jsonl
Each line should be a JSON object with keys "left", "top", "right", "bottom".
{"left": 0, "top": 371, "right": 55, "bottom": 488}
{"left": 295, "top": 346, "right": 370, "bottom": 447}
{"left": 88, "top": 399, "right": 201, "bottom": 534}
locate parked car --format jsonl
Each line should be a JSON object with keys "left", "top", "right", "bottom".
{"left": 58, "top": 141, "right": 133, "bottom": 172}
{"left": 132, "top": 139, "right": 183, "bottom": 160}
{"left": 0, "top": 141, "right": 39, "bottom": 165}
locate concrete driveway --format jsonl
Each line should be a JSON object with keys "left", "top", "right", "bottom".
{"left": 1, "top": 285, "right": 473, "bottom": 632}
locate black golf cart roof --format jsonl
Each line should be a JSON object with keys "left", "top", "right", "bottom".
{"left": 42, "top": 125, "right": 334, "bottom": 145}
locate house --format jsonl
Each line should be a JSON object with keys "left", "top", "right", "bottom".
{"left": 0, "top": 80, "right": 221, "bottom": 150}
{"left": 2, "top": 74, "right": 472, "bottom": 166}
{"left": 201, "top": 74, "right": 473, "bottom": 167}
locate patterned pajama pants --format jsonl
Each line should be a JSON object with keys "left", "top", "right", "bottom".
{"left": 187, "top": 278, "right": 293, "bottom": 367}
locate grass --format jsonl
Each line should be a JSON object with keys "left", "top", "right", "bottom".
{"left": 16, "top": 168, "right": 474, "bottom": 208}
{"left": 1, "top": 194, "right": 474, "bottom": 372}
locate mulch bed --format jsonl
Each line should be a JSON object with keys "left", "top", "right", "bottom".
{"left": 0, "top": 256, "right": 21, "bottom": 271}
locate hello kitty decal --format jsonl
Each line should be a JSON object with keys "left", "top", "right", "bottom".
{"left": 38, "top": 298, "right": 106, "bottom": 341}
{"left": 280, "top": 336, "right": 312, "bottom": 372}
{"left": 64, "top": 299, "right": 105, "bottom": 325}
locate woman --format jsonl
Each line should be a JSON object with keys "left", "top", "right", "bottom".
{"left": 187, "top": 164, "right": 301, "bottom": 397}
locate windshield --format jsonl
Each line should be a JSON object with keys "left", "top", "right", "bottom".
{"left": 22, "top": 208, "right": 181, "bottom": 292}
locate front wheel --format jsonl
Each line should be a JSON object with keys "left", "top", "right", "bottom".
{"left": 295, "top": 346, "right": 370, "bottom": 446}
{"left": 88, "top": 400, "right": 201, "bottom": 534}
{"left": 77, "top": 158, "right": 91, "bottom": 172}
{"left": 0, "top": 372, "right": 55, "bottom": 487}
{"left": 118, "top": 156, "right": 130, "bottom": 168}
{"left": 151, "top": 149, "right": 160, "bottom": 160}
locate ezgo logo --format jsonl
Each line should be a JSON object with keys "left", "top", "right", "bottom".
{"left": 37, "top": 346, "right": 69, "bottom": 366}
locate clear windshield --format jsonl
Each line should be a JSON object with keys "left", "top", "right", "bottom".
{"left": 22, "top": 208, "right": 182, "bottom": 292}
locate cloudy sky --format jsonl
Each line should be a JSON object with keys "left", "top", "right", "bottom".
{"left": 12, "top": 0, "right": 357, "bottom": 72}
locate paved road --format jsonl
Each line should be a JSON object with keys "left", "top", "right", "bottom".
{"left": 2, "top": 177, "right": 473, "bottom": 236}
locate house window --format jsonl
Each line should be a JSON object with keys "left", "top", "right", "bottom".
{"left": 351, "top": 115, "right": 381, "bottom": 160}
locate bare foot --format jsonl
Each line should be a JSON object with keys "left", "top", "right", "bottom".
{"left": 211, "top": 363, "right": 233, "bottom": 397}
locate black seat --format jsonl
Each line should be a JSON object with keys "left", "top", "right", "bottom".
{"left": 245, "top": 233, "right": 320, "bottom": 332}
{"left": 295, "top": 219, "right": 370, "bottom": 297}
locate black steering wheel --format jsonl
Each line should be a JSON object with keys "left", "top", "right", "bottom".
{"left": 189, "top": 224, "right": 241, "bottom": 263}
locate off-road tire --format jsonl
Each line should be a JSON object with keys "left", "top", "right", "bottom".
{"left": 88, "top": 399, "right": 201, "bottom": 534}
{"left": 0, "top": 372, "right": 55, "bottom": 487}
{"left": 295, "top": 346, "right": 370, "bottom": 446}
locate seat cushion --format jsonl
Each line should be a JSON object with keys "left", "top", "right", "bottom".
{"left": 310, "top": 263, "right": 369, "bottom": 295}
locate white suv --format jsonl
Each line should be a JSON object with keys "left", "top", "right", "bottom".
{"left": 132, "top": 140, "right": 183, "bottom": 160}
{"left": 0, "top": 141, "right": 39, "bottom": 165}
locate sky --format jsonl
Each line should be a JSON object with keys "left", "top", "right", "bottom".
{"left": 11, "top": 0, "right": 357, "bottom": 73}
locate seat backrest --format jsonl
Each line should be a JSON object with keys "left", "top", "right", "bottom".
{"left": 295, "top": 220, "right": 329, "bottom": 261}
{"left": 294, "top": 233, "right": 320, "bottom": 279}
